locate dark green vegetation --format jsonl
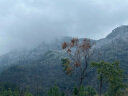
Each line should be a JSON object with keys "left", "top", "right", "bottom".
{"left": 0, "top": 82, "right": 32, "bottom": 96}
{"left": 0, "top": 25, "right": 128, "bottom": 95}
{"left": 0, "top": 51, "right": 77, "bottom": 95}
{"left": 91, "top": 61, "right": 126, "bottom": 96}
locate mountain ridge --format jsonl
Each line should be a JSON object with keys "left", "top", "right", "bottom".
{"left": 0, "top": 25, "right": 128, "bottom": 95}
{"left": 0, "top": 25, "right": 128, "bottom": 70}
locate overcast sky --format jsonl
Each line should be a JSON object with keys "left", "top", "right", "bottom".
{"left": 0, "top": 0, "right": 128, "bottom": 55}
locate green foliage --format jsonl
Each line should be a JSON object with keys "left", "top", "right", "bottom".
{"left": 61, "top": 91, "right": 65, "bottom": 96}
{"left": 79, "top": 86, "right": 86, "bottom": 96}
{"left": 73, "top": 86, "right": 97, "bottom": 96}
{"left": 91, "top": 61, "right": 110, "bottom": 83}
{"left": 0, "top": 88, "right": 20, "bottom": 96}
{"left": 24, "top": 88, "right": 33, "bottom": 96}
{"left": 0, "top": 82, "right": 19, "bottom": 92}
{"left": 0, "top": 83, "right": 34, "bottom": 96}
{"left": 91, "top": 61, "right": 125, "bottom": 96}
{"left": 47, "top": 84, "right": 61, "bottom": 96}
{"left": 0, "top": 83, "right": 20, "bottom": 96}
{"left": 86, "top": 86, "right": 97, "bottom": 96}
{"left": 73, "top": 86, "right": 78, "bottom": 96}
{"left": 106, "top": 61, "right": 125, "bottom": 96}
{"left": 91, "top": 61, "right": 111, "bottom": 96}
{"left": 61, "top": 58, "right": 73, "bottom": 75}
{"left": 12, "top": 89, "right": 20, "bottom": 96}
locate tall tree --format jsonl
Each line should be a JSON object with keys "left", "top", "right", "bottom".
{"left": 61, "top": 38, "right": 95, "bottom": 95}
{"left": 107, "top": 61, "right": 125, "bottom": 96}
{"left": 91, "top": 61, "right": 110, "bottom": 96}
{"left": 91, "top": 61, "right": 125, "bottom": 96}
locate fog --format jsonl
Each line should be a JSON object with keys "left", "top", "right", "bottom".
{"left": 0, "top": 0, "right": 128, "bottom": 55}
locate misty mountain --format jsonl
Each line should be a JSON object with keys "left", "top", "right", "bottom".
{"left": 0, "top": 50, "right": 77, "bottom": 95}
{"left": 0, "top": 36, "right": 94, "bottom": 70}
{"left": 0, "top": 36, "right": 72, "bottom": 70}
{"left": 0, "top": 25, "right": 128, "bottom": 95}
{"left": 106, "top": 25, "right": 128, "bottom": 40}
{"left": 94, "top": 25, "right": 128, "bottom": 69}
{"left": 95, "top": 25, "right": 128, "bottom": 48}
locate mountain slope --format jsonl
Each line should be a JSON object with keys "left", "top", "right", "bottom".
{"left": 0, "top": 25, "right": 128, "bottom": 95}
{"left": 94, "top": 25, "right": 128, "bottom": 69}
{"left": 0, "top": 50, "right": 77, "bottom": 95}
{"left": 95, "top": 25, "right": 128, "bottom": 48}
{"left": 0, "top": 36, "right": 72, "bottom": 70}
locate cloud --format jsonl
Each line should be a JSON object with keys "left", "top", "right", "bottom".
{"left": 0, "top": 0, "right": 128, "bottom": 55}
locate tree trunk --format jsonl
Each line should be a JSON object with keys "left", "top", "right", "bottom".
{"left": 78, "top": 77, "right": 83, "bottom": 96}
{"left": 99, "top": 83, "right": 102, "bottom": 96}
{"left": 99, "top": 75, "right": 102, "bottom": 96}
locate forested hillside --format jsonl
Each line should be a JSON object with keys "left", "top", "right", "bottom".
{"left": 0, "top": 26, "right": 128, "bottom": 96}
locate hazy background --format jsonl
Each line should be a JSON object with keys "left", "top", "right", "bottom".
{"left": 0, "top": 0, "right": 128, "bottom": 55}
